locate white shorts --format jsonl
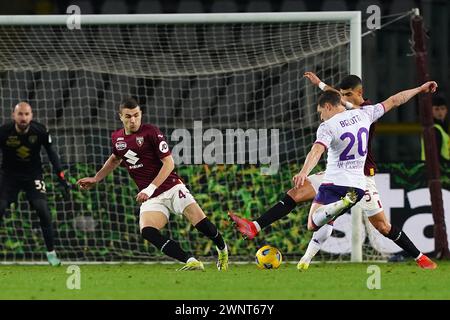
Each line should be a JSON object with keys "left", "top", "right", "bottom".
{"left": 307, "top": 173, "right": 383, "bottom": 217}
{"left": 139, "top": 184, "right": 196, "bottom": 220}
{"left": 307, "top": 172, "right": 325, "bottom": 193}
{"left": 356, "top": 175, "right": 384, "bottom": 217}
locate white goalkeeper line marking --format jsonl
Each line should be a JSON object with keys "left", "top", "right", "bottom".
{"left": 0, "top": 260, "right": 387, "bottom": 265}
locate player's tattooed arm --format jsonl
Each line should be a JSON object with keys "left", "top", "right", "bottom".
{"left": 382, "top": 81, "right": 438, "bottom": 112}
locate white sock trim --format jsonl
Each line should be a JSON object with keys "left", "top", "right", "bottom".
{"left": 393, "top": 231, "right": 402, "bottom": 242}
{"left": 160, "top": 240, "right": 170, "bottom": 252}
{"left": 253, "top": 221, "right": 261, "bottom": 232}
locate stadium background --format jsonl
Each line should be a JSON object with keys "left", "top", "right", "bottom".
{"left": 1, "top": 1, "right": 448, "bottom": 161}
{"left": 0, "top": 0, "right": 449, "bottom": 263}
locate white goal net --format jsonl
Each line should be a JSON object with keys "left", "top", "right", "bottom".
{"left": 0, "top": 13, "right": 387, "bottom": 263}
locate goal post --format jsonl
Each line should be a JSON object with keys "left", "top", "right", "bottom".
{"left": 410, "top": 11, "right": 450, "bottom": 259}
{"left": 0, "top": 12, "right": 376, "bottom": 264}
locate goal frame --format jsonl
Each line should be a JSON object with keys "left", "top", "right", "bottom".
{"left": 0, "top": 11, "right": 363, "bottom": 263}
{"left": 0, "top": 12, "right": 361, "bottom": 76}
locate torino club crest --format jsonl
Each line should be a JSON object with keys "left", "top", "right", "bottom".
{"left": 136, "top": 136, "right": 144, "bottom": 147}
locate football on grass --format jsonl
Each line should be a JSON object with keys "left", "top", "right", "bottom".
{"left": 255, "top": 245, "right": 282, "bottom": 269}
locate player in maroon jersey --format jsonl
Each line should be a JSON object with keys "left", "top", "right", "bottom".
{"left": 77, "top": 98, "right": 228, "bottom": 271}
{"left": 229, "top": 73, "right": 436, "bottom": 270}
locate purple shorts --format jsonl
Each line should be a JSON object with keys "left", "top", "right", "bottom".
{"left": 314, "top": 184, "right": 364, "bottom": 206}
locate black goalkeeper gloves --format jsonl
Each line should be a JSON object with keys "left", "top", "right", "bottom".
{"left": 57, "top": 171, "right": 72, "bottom": 201}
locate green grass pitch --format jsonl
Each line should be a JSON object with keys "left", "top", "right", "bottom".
{"left": 1, "top": 261, "right": 450, "bottom": 299}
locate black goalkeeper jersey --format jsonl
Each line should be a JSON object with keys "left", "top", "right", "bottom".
{"left": 0, "top": 121, "right": 57, "bottom": 179}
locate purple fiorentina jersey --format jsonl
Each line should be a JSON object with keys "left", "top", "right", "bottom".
{"left": 111, "top": 124, "right": 182, "bottom": 198}
{"left": 361, "top": 100, "right": 377, "bottom": 176}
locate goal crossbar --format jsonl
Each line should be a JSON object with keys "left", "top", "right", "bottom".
{"left": 0, "top": 12, "right": 360, "bottom": 25}
{"left": 0, "top": 12, "right": 361, "bottom": 77}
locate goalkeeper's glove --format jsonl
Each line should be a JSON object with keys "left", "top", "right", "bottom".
{"left": 57, "top": 171, "right": 72, "bottom": 201}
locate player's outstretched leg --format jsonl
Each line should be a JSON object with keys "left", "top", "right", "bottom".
{"left": 229, "top": 180, "right": 318, "bottom": 239}
{"left": 297, "top": 223, "right": 333, "bottom": 270}
{"left": 415, "top": 254, "right": 437, "bottom": 269}
{"left": 184, "top": 203, "right": 228, "bottom": 271}
{"left": 195, "top": 217, "right": 228, "bottom": 271}
{"left": 368, "top": 212, "right": 437, "bottom": 270}
{"left": 385, "top": 225, "right": 437, "bottom": 269}
{"left": 141, "top": 226, "right": 204, "bottom": 271}
{"left": 310, "top": 189, "right": 359, "bottom": 230}
{"left": 216, "top": 244, "right": 229, "bottom": 271}
{"left": 177, "top": 258, "right": 206, "bottom": 271}
{"left": 228, "top": 211, "right": 259, "bottom": 240}
{"left": 31, "top": 199, "right": 61, "bottom": 266}
{"left": 140, "top": 210, "right": 204, "bottom": 271}
{"left": 229, "top": 185, "right": 315, "bottom": 239}
{"left": 193, "top": 217, "right": 228, "bottom": 271}
{"left": 251, "top": 193, "right": 297, "bottom": 235}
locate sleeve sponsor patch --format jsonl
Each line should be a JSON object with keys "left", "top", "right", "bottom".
{"left": 159, "top": 141, "right": 169, "bottom": 153}
{"left": 115, "top": 141, "right": 127, "bottom": 151}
